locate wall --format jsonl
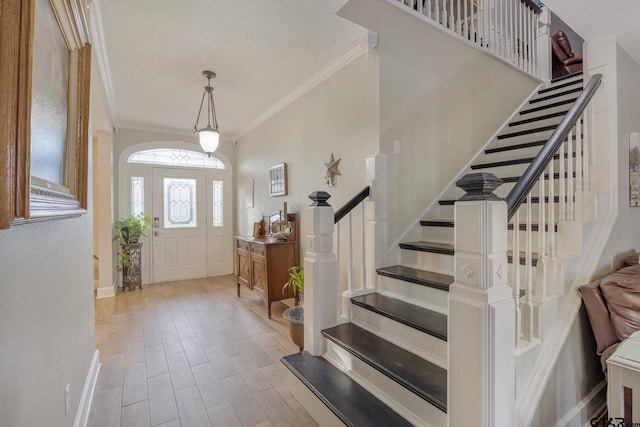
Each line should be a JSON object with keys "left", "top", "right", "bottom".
{"left": 235, "top": 53, "right": 379, "bottom": 247}
{"left": 595, "top": 44, "right": 640, "bottom": 272}
{"left": 338, "top": 0, "right": 540, "bottom": 247}
{"left": 0, "top": 208, "right": 95, "bottom": 427}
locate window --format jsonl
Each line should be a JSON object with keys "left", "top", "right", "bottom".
{"left": 130, "top": 177, "right": 144, "bottom": 215}
{"left": 164, "top": 178, "right": 197, "bottom": 228}
{"left": 127, "top": 148, "right": 225, "bottom": 169}
{"left": 212, "top": 180, "right": 223, "bottom": 227}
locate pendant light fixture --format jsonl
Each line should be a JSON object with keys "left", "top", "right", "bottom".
{"left": 194, "top": 70, "right": 220, "bottom": 156}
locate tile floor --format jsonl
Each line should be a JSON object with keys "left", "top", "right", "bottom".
{"left": 89, "top": 275, "right": 318, "bottom": 427}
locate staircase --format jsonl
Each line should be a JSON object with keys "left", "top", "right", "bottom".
{"left": 282, "top": 72, "right": 586, "bottom": 426}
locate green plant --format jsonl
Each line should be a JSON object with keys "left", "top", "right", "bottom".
{"left": 113, "top": 212, "right": 151, "bottom": 278}
{"left": 283, "top": 266, "right": 304, "bottom": 303}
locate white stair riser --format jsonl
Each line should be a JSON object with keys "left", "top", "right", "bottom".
{"left": 324, "top": 341, "right": 447, "bottom": 427}
{"left": 351, "top": 304, "right": 448, "bottom": 369}
{"left": 400, "top": 250, "right": 454, "bottom": 275}
{"left": 420, "top": 225, "right": 454, "bottom": 244}
{"left": 377, "top": 275, "right": 449, "bottom": 315}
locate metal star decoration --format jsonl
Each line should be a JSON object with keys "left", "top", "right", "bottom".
{"left": 324, "top": 153, "right": 341, "bottom": 188}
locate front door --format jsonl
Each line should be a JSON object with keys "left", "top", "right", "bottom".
{"left": 152, "top": 167, "right": 208, "bottom": 282}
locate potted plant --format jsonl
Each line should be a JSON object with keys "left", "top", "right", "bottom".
{"left": 113, "top": 212, "right": 151, "bottom": 288}
{"left": 282, "top": 266, "right": 304, "bottom": 351}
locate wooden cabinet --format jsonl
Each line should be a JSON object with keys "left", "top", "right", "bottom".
{"left": 236, "top": 214, "right": 299, "bottom": 318}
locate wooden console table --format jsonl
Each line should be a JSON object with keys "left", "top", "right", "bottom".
{"left": 236, "top": 213, "right": 299, "bottom": 318}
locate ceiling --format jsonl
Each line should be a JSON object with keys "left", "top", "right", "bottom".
{"left": 92, "top": 0, "right": 640, "bottom": 141}
{"left": 92, "top": 0, "right": 366, "bottom": 140}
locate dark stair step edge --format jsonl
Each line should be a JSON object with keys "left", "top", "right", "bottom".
{"left": 496, "top": 120, "right": 583, "bottom": 140}
{"left": 500, "top": 171, "right": 577, "bottom": 183}
{"left": 507, "top": 223, "right": 558, "bottom": 232}
{"left": 551, "top": 71, "right": 583, "bottom": 83}
{"left": 281, "top": 352, "right": 413, "bottom": 427}
{"left": 399, "top": 241, "right": 454, "bottom": 255}
{"left": 440, "top": 195, "right": 570, "bottom": 205}
{"left": 351, "top": 293, "right": 447, "bottom": 341}
{"left": 485, "top": 134, "right": 578, "bottom": 154}
{"left": 322, "top": 323, "right": 448, "bottom": 413}
{"left": 418, "top": 220, "right": 559, "bottom": 232}
{"left": 520, "top": 98, "right": 577, "bottom": 115}
{"left": 537, "top": 79, "right": 583, "bottom": 95}
{"left": 507, "top": 251, "right": 539, "bottom": 267}
{"left": 508, "top": 110, "right": 569, "bottom": 127}
{"left": 376, "top": 265, "right": 453, "bottom": 292}
{"left": 471, "top": 151, "right": 579, "bottom": 170}
{"left": 529, "top": 87, "right": 583, "bottom": 104}
{"left": 420, "top": 220, "right": 454, "bottom": 228}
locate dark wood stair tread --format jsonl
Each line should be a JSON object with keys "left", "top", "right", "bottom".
{"left": 507, "top": 250, "right": 539, "bottom": 266}
{"left": 529, "top": 87, "right": 583, "bottom": 104}
{"left": 538, "top": 79, "right": 582, "bottom": 94}
{"left": 399, "top": 241, "right": 454, "bottom": 255}
{"left": 420, "top": 220, "right": 454, "bottom": 227}
{"left": 376, "top": 265, "right": 453, "bottom": 291}
{"left": 497, "top": 124, "right": 557, "bottom": 140}
{"left": 519, "top": 98, "right": 577, "bottom": 115}
{"left": 509, "top": 110, "right": 568, "bottom": 127}
{"left": 322, "top": 323, "right": 447, "bottom": 413}
{"left": 351, "top": 293, "right": 447, "bottom": 341}
{"left": 281, "top": 352, "right": 413, "bottom": 427}
{"left": 551, "top": 71, "right": 582, "bottom": 83}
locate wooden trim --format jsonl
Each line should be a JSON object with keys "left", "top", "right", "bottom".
{"left": 0, "top": 0, "right": 21, "bottom": 228}
{"left": 0, "top": 0, "right": 92, "bottom": 228}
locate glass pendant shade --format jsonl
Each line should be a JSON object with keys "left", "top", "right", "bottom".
{"left": 199, "top": 126, "right": 219, "bottom": 155}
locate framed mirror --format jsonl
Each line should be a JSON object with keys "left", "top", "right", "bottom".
{"left": 0, "top": 0, "right": 91, "bottom": 228}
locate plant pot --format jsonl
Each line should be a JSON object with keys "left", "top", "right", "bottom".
{"left": 283, "top": 306, "right": 304, "bottom": 351}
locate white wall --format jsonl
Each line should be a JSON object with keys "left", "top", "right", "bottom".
{"left": 235, "top": 53, "right": 379, "bottom": 248}
{"left": 595, "top": 44, "right": 640, "bottom": 273}
{"left": 0, "top": 207, "right": 95, "bottom": 427}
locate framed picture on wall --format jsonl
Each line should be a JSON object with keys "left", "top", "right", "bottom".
{"left": 269, "top": 163, "right": 288, "bottom": 196}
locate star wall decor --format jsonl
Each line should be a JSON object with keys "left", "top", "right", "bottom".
{"left": 324, "top": 153, "right": 341, "bottom": 188}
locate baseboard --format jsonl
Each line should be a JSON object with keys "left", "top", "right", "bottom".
{"left": 95, "top": 282, "right": 116, "bottom": 298}
{"left": 74, "top": 350, "right": 101, "bottom": 427}
{"left": 554, "top": 380, "right": 606, "bottom": 427}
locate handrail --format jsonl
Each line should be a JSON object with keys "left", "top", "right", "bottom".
{"left": 334, "top": 186, "right": 371, "bottom": 223}
{"left": 506, "top": 74, "right": 602, "bottom": 219}
{"left": 520, "top": 0, "right": 543, "bottom": 14}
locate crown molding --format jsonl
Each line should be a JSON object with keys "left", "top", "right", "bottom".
{"left": 86, "top": 0, "right": 117, "bottom": 125}
{"left": 233, "top": 31, "right": 377, "bottom": 143}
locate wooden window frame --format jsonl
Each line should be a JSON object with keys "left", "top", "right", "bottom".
{"left": 0, "top": 0, "right": 91, "bottom": 229}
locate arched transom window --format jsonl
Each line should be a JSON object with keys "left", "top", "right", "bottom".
{"left": 127, "top": 148, "right": 225, "bottom": 169}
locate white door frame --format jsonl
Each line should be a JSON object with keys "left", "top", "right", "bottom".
{"left": 118, "top": 141, "right": 233, "bottom": 284}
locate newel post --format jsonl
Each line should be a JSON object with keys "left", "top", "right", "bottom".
{"left": 449, "top": 173, "right": 516, "bottom": 427}
{"left": 304, "top": 191, "right": 338, "bottom": 356}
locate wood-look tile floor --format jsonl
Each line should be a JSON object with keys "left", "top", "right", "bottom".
{"left": 89, "top": 275, "right": 318, "bottom": 427}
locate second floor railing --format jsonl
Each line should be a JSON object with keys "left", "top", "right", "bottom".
{"left": 397, "top": 0, "right": 542, "bottom": 77}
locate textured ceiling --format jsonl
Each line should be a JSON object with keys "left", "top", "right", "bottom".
{"left": 94, "top": 0, "right": 365, "bottom": 140}
{"left": 543, "top": 0, "right": 640, "bottom": 65}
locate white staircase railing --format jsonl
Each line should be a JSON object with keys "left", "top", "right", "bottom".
{"left": 506, "top": 74, "right": 602, "bottom": 348}
{"left": 397, "top": 0, "right": 542, "bottom": 78}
